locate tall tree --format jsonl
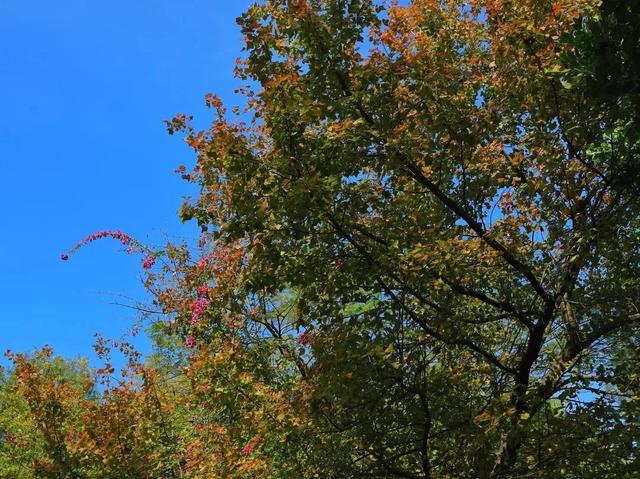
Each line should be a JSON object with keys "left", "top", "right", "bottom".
{"left": 6, "top": 1, "right": 638, "bottom": 478}
{"left": 164, "top": 0, "right": 639, "bottom": 477}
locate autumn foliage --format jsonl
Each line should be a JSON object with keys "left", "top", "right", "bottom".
{"left": 2, "top": 1, "right": 639, "bottom": 478}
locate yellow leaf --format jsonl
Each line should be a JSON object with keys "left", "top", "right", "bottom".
{"left": 474, "top": 410, "right": 492, "bottom": 422}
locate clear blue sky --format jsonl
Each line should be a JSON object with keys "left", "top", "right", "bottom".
{"left": 0, "top": 0, "right": 250, "bottom": 367}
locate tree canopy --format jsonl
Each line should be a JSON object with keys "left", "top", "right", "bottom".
{"left": 2, "top": 1, "right": 639, "bottom": 478}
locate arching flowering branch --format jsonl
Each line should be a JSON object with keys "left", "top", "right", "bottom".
{"left": 60, "top": 229, "right": 160, "bottom": 271}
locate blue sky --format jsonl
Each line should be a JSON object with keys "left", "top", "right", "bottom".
{"left": 0, "top": 0, "right": 250, "bottom": 367}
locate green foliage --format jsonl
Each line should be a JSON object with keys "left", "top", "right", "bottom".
{"left": 4, "top": 1, "right": 640, "bottom": 478}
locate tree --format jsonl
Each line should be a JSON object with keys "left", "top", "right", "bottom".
{"left": 5, "top": 1, "right": 638, "bottom": 478}
{"left": 0, "top": 345, "right": 186, "bottom": 479}
{"left": 163, "top": 0, "right": 639, "bottom": 477}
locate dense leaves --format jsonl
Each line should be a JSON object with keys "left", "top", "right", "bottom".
{"left": 2, "top": 1, "right": 639, "bottom": 478}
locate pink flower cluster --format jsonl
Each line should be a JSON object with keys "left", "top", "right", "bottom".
{"left": 240, "top": 436, "right": 260, "bottom": 456}
{"left": 184, "top": 335, "right": 197, "bottom": 348}
{"left": 197, "top": 285, "right": 209, "bottom": 297}
{"left": 142, "top": 254, "right": 156, "bottom": 270}
{"left": 191, "top": 298, "right": 210, "bottom": 325}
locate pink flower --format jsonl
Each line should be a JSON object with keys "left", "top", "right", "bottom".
{"left": 197, "top": 285, "right": 209, "bottom": 297}
{"left": 142, "top": 255, "right": 156, "bottom": 270}
{"left": 191, "top": 298, "right": 210, "bottom": 325}
{"left": 60, "top": 254, "right": 69, "bottom": 261}
{"left": 184, "top": 335, "right": 197, "bottom": 348}
{"left": 241, "top": 436, "right": 260, "bottom": 456}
